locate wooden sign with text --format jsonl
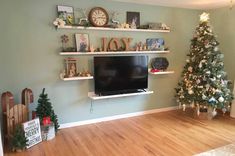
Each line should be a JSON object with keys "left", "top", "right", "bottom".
{"left": 23, "top": 118, "right": 42, "bottom": 148}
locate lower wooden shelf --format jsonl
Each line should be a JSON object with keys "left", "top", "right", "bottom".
{"left": 62, "top": 76, "right": 93, "bottom": 81}
{"left": 88, "top": 90, "right": 154, "bottom": 100}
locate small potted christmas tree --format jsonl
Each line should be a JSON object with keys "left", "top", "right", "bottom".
{"left": 11, "top": 125, "right": 28, "bottom": 152}
{"left": 36, "top": 88, "right": 59, "bottom": 132}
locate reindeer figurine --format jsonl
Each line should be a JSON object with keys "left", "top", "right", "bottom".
{"left": 77, "top": 8, "right": 89, "bottom": 26}
{"left": 110, "top": 11, "right": 120, "bottom": 28}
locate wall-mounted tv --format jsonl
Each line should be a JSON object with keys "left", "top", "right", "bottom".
{"left": 94, "top": 56, "right": 148, "bottom": 95}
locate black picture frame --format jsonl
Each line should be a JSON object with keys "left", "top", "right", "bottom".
{"left": 57, "top": 5, "right": 74, "bottom": 25}
{"left": 126, "top": 12, "right": 140, "bottom": 29}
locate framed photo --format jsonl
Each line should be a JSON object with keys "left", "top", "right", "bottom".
{"left": 65, "top": 58, "right": 78, "bottom": 77}
{"left": 146, "top": 38, "right": 165, "bottom": 51}
{"left": 75, "top": 34, "right": 89, "bottom": 52}
{"left": 126, "top": 12, "right": 140, "bottom": 29}
{"left": 57, "top": 5, "right": 74, "bottom": 25}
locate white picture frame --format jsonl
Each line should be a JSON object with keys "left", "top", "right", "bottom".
{"left": 75, "top": 33, "right": 89, "bottom": 52}
{"left": 57, "top": 5, "right": 74, "bottom": 25}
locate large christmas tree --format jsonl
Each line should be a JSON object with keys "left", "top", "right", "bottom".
{"left": 36, "top": 88, "right": 60, "bottom": 132}
{"left": 175, "top": 13, "right": 233, "bottom": 115}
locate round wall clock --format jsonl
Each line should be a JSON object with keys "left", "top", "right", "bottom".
{"left": 89, "top": 7, "right": 109, "bottom": 27}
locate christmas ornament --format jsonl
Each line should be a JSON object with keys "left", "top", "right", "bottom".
{"left": 214, "top": 46, "right": 219, "bottom": 51}
{"left": 43, "top": 117, "right": 51, "bottom": 126}
{"left": 188, "top": 89, "right": 194, "bottom": 95}
{"left": 218, "top": 96, "right": 224, "bottom": 102}
{"left": 209, "top": 97, "right": 216, "bottom": 103}
{"left": 202, "top": 94, "right": 207, "bottom": 100}
{"left": 196, "top": 79, "right": 201, "bottom": 84}
{"left": 188, "top": 66, "right": 193, "bottom": 72}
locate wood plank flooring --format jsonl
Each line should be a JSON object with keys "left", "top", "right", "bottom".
{"left": 4, "top": 110, "right": 235, "bottom": 156}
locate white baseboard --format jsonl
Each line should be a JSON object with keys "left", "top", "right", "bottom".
{"left": 60, "top": 106, "right": 178, "bottom": 129}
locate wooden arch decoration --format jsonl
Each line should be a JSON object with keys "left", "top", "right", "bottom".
{"left": 22, "top": 88, "right": 34, "bottom": 120}
{"left": 1, "top": 89, "right": 34, "bottom": 144}
{"left": 1, "top": 92, "right": 14, "bottom": 143}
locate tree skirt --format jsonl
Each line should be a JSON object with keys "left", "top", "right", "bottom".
{"left": 195, "top": 143, "right": 235, "bottom": 156}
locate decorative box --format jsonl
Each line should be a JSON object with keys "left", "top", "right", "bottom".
{"left": 41, "top": 123, "right": 55, "bottom": 141}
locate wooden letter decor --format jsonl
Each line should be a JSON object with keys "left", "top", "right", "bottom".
{"left": 109, "top": 38, "right": 121, "bottom": 51}
{"left": 102, "top": 37, "right": 108, "bottom": 52}
{"left": 122, "top": 38, "right": 133, "bottom": 51}
{"left": 101, "top": 37, "right": 133, "bottom": 52}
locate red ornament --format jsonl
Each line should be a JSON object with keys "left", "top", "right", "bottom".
{"left": 151, "top": 68, "right": 160, "bottom": 73}
{"left": 43, "top": 117, "right": 51, "bottom": 126}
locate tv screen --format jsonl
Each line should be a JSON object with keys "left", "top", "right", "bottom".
{"left": 94, "top": 56, "right": 148, "bottom": 95}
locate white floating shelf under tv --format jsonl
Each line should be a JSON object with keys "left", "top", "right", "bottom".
{"left": 60, "top": 51, "right": 170, "bottom": 56}
{"left": 62, "top": 76, "right": 93, "bottom": 81}
{"left": 57, "top": 25, "right": 170, "bottom": 33}
{"left": 88, "top": 90, "right": 154, "bottom": 100}
{"left": 148, "top": 70, "right": 175, "bottom": 75}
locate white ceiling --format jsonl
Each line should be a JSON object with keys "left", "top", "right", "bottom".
{"left": 109, "top": 0, "right": 232, "bottom": 10}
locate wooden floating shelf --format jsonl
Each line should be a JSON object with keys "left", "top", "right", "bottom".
{"left": 62, "top": 76, "right": 93, "bottom": 81}
{"left": 88, "top": 90, "right": 154, "bottom": 100}
{"left": 60, "top": 50, "right": 170, "bottom": 56}
{"left": 148, "top": 70, "right": 175, "bottom": 75}
{"left": 57, "top": 25, "right": 170, "bottom": 33}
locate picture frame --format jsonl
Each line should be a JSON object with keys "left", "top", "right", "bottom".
{"left": 146, "top": 38, "right": 165, "bottom": 51}
{"left": 57, "top": 5, "right": 74, "bottom": 25}
{"left": 65, "top": 58, "right": 79, "bottom": 77}
{"left": 75, "top": 33, "right": 89, "bottom": 52}
{"left": 126, "top": 12, "right": 140, "bottom": 29}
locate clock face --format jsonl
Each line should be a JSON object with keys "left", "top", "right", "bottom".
{"left": 89, "top": 7, "right": 109, "bottom": 27}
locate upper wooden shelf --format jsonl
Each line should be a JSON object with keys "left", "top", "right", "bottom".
{"left": 60, "top": 50, "right": 170, "bottom": 56}
{"left": 57, "top": 25, "right": 170, "bottom": 33}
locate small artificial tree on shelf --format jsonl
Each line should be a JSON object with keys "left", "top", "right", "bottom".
{"left": 175, "top": 12, "right": 233, "bottom": 117}
{"left": 11, "top": 125, "right": 28, "bottom": 152}
{"left": 36, "top": 88, "right": 60, "bottom": 132}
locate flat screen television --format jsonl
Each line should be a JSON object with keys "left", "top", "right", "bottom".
{"left": 94, "top": 56, "right": 148, "bottom": 95}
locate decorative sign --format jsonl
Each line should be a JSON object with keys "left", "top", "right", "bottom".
{"left": 23, "top": 118, "right": 42, "bottom": 148}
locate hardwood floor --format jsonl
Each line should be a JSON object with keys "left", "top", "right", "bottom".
{"left": 4, "top": 110, "right": 235, "bottom": 156}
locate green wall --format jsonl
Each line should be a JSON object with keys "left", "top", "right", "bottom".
{"left": 0, "top": 0, "right": 201, "bottom": 125}
{"left": 209, "top": 8, "right": 235, "bottom": 81}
